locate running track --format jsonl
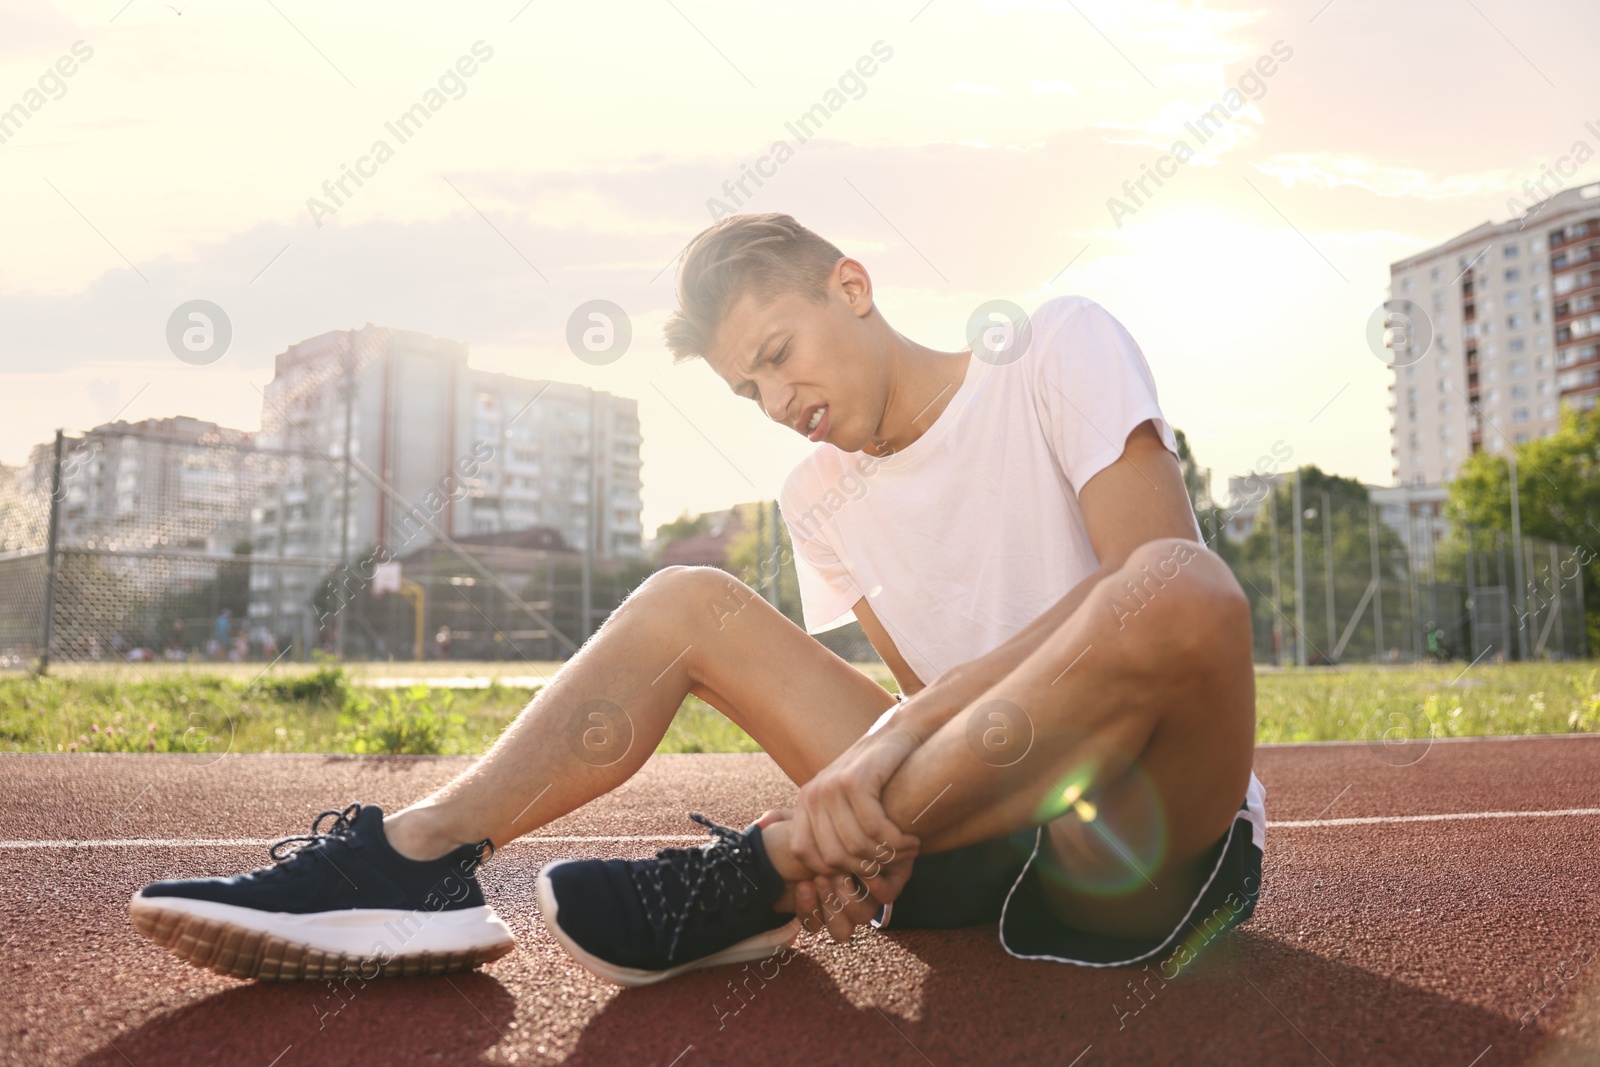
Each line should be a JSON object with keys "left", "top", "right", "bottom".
{"left": 2, "top": 738, "right": 1598, "bottom": 1066}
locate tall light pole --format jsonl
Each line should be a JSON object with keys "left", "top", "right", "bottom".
{"left": 336, "top": 335, "right": 353, "bottom": 659}
{"left": 1292, "top": 469, "right": 1307, "bottom": 666}
{"left": 1323, "top": 490, "right": 1336, "bottom": 659}
{"left": 580, "top": 389, "right": 596, "bottom": 644}
{"left": 1509, "top": 451, "right": 1528, "bottom": 660}
{"left": 1269, "top": 485, "right": 1284, "bottom": 666}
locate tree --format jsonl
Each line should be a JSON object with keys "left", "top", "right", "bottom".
{"left": 1173, "top": 427, "right": 1239, "bottom": 568}
{"left": 1235, "top": 466, "right": 1410, "bottom": 664}
{"left": 652, "top": 511, "right": 710, "bottom": 556}
{"left": 724, "top": 502, "right": 800, "bottom": 623}
{"left": 1445, "top": 406, "right": 1600, "bottom": 655}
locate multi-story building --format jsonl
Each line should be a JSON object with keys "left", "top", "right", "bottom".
{"left": 248, "top": 323, "right": 645, "bottom": 646}
{"left": 1388, "top": 182, "right": 1600, "bottom": 487}
{"left": 28, "top": 416, "right": 255, "bottom": 552}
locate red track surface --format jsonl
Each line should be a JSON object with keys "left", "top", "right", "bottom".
{"left": 3, "top": 739, "right": 1599, "bottom": 1066}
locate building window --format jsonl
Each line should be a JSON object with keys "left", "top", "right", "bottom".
{"left": 1513, "top": 408, "right": 1530, "bottom": 423}
{"left": 1505, "top": 268, "right": 1521, "bottom": 283}
{"left": 1504, "top": 243, "right": 1520, "bottom": 259}
{"left": 1509, "top": 338, "right": 1526, "bottom": 352}
{"left": 1508, "top": 314, "right": 1524, "bottom": 329}
{"left": 1510, "top": 360, "right": 1526, "bottom": 377}
{"left": 1431, "top": 266, "right": 1442, "bottom": 281}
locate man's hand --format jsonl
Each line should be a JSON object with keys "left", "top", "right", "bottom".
{"left": 785, "top": 726, "right": 922, "bottom": 890}
{"left": 757, "top": 808, "right": 917, "bottom": 943}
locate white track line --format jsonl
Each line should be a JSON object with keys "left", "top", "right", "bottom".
{"left": 0, "top": 834, "right": 705, "bottom": 851}
{"left": 5, "top": 808, "right": 1600, "bottom": 849}
{"left": 1271, "top": 807, "right": 1600, "bottom": 829}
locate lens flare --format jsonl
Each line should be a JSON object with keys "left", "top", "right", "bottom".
{"left": 1031, "top": 762, "right": 1168, "bottom": 898}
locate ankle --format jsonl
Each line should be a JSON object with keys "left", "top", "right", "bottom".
{"left": 757, "top": 820, "right": 813, "bottom": 882}
{"left": 384, "top": 803, "right": 467, "bottom": 863}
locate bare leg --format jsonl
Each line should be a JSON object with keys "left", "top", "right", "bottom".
{"left": 763, "top": 538, "right": 1256, "bottom": 939}
{"left": 384, "top": 566, "right": 896, "bottom": 861}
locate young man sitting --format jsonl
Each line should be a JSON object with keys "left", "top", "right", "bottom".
{"left": 130, "top": 213, "right": 1264, "bottom": 985}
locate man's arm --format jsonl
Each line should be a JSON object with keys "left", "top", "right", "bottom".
{"left": 870, "top": 418, "right": 1200, "bottom": 739}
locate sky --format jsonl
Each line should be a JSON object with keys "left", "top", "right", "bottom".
{"left": 3, "top": 0, "right": 1599, "bottom": 534}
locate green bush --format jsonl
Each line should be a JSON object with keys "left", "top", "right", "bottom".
{"left": 259, "top": 663, "right": 348, "bottom": 704}
{"left": 337, "top": 686, "right": 466, "bottom": 755}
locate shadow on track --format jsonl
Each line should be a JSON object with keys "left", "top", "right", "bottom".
{"left": 557, "top": 927, "right": 1544, "bottom": 1067}
{"left": 77, "top": 971, "right": 515, "bottom": 1067}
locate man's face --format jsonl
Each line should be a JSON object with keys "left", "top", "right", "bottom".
{"left": 703, "top": 261, "right": 886, "bottom": 452}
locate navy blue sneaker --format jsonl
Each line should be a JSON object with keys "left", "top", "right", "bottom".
{"left": 536, "top": 812, "right": 798, "bottom": 987}
{"left": 129, "top": 803, "right": 515, "bottom": 981}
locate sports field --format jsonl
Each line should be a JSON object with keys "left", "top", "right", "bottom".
{"left": 3, "top": 734, "right": 1599, "bottom": 1066}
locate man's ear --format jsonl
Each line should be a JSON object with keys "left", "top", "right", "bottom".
{"left": 834, "top": 257, "right": 875, "bottom": 318}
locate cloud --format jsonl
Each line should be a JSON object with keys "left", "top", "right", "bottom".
{"left": 0, "top": 1, "right": 83, "bottom": 61}
{"left": 1252, "top": 153, "right": 1533, "bottom": 201}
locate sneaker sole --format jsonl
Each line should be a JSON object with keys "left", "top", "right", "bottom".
{"left": 128, "top": 892, "right": 516, "bottom": 982}
{"left": 534, "top": 859, "right": 800, "bottom": 988}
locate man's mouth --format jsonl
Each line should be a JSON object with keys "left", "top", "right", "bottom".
{"left": 805, "top": 405, "right": 827, "bottom": 433}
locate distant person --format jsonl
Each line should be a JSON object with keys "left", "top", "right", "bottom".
{"left": 434, "top": 624, "right": 453, "bottom": 660}
{"left": 212, "top": 609, "right": 232, "bottom": 657}
{"left": 132, "top": 213, "right": 1262, "bottom": 989}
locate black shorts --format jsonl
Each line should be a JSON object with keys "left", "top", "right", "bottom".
{"left": 871, "top": 698, "right": 1267, "bottom": 965}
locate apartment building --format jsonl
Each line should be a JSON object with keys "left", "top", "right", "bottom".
{"left": 1388, "top": 182, "right": 1600, "bottom": 487}
{"left": 248, "top": 323, "right": 645, "bottom": 645}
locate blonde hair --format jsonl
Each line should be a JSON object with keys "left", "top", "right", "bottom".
{"left": 663, "top": 213, "right": 846, "bottom": 363}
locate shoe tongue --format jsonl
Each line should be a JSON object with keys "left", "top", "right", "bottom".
{"left": 348, "top": 803, "right": 385, "bottom": 838}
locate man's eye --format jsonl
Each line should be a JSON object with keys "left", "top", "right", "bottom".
{"left": 772, "top": 343, "right": 790, "bottom": 365}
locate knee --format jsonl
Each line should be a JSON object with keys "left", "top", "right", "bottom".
{"left": 627, "top": 566, "right": 762, "bottom": 634}
{"left": 1104, "top": 539, "right": 1250, "bottom": 664}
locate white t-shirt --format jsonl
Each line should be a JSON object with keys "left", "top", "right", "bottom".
{"left": 779, "top": 294, "right": 1199, "bottom": 687}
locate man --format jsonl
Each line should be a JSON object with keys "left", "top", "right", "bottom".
{"left": 130, "top": 213, "right": 1264, "bottom": 987}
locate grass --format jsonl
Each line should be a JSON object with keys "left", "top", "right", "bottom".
{"left": 1, "top": 661, "right": 1595, "bottom": 758}
{"left": 1254, "top": 662, "right": 1600, "bottom": 742}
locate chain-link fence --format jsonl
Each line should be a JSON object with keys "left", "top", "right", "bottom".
{"left": 4, "top": 427, "right": 1589, "bottom": 670}
{"left": 0, "top": 424, "right": 652, "bottom": 669}
{"left": 1224, "top": 482, "right": 1588, "bottom": 666}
